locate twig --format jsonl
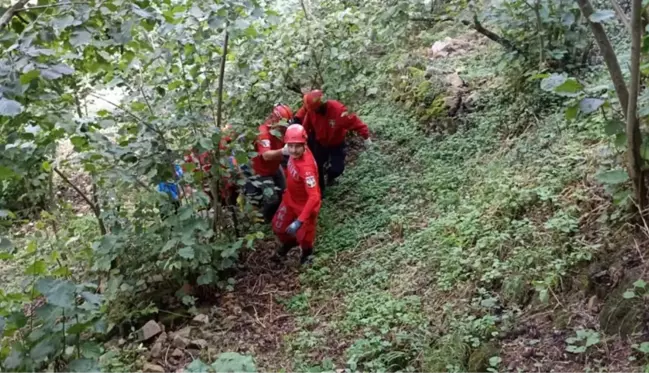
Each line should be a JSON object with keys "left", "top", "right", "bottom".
{"left": 610, "top": 0, "right": 631, "bottom": 33}
{"left": 53, "top": 167, "right": 106, "bottom": 234}
{"left": 15, "top": 2, "right": 87, "bottom": 11}
{"left": 164, "top": 345, "right": 171, "bottom": 369}
{"left": 0, "top": 0, "right": 30, "bottom": 30}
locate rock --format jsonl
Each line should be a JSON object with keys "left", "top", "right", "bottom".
{"left": 148, "top": 274, "right": 164, "bottom": 283}
{"left": 174, "top": 326, "right": 192, "bottom": 339}
{"left": 446, "top": 72, "right": 465, "bottom": 89}
{"left": 189, "top": 339, "right": 208, "bottom": 349}
{"left": 172, "top": 334, "right": 190, "bottom": 349}
{"left": 171, "top": 348, "right": 184, "bottom": 358}
{"left": 155, "top": 332, "right": 168, "bottom": 345}
{"left": 143, "top": 363, "right": 165, "bottom": 373}
{"left": 431, "top": 38, "right": 453, "bottom": 58}
{"left": 192, "top": 314, "right": 209, "bottom": 325}
{"left": 464, "top": 92, "right": 480, "bottom": 109}
{"left": 117, "top": 338, "right": 126, "bottom": 346}
{"left": 587, "top": 295, "right": 598, "bottom": 311}
{"left": 150, "top": 342, "right": 163, "bottom": 359}
{"left": 138, "top": 320, "right": 162, "bottom": 341}
{"left": 522, "top": 347, "right": 535, "bottom": 358}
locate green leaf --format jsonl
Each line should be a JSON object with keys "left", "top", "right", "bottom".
{"left": 561, "top": 12, "right": 575, "bottom": 26}
{"left": 0, "top": 236, "right": 13, "bottom": 250}
{"left": 615, "top": 133, "right": 627, "bottom": 148}
{"left": 589, "top": 10, "right": 615, "bottom": 23}
{"left": 0, "top": 166, "right": 16, "bottom": 180}
{"left": 130, "top": 102, "right": 147, "bottom": 111}
{"left": 489, "top": 356, "right": 501, "bottom": 367}
{"left": 197, "top": 269, "right": 215, "bottom": 285}
{"left": 70, "top": 30, "right": 92, "bottom": 47}
{"left": 604, "top": 119, "right": 625, "bottom": 136}
{"left": 25, "top": 259, "right": 47, "bottom": 275}
{"left": 186, "top": 359, "right": 212, "bottom": 373}
{"left": 211, "top": 352, "right": 257, "bottom": 372}
{"left": 585, "top": 332, "right": 600, "bottom": 347}
{"left": 3, "top": 349, "right": 22, "bottom": 370}
{"left": 81, "top": 342, "right": 102, "bottom": 359}
{"left": 20, "top": 69, "right": 41, "bottom": 84}
{"left": 53, "top": 14, "right": 75, "bottom": 30}
{"left": 579, "top": 98, "right": 605, "bottom": 114}
{"left": 596, "top": 169, "right": 629, "bottom": 185}
{"left": 178, "top": 247, "right": 195, "bottom": 260}
{"left": 565, "top": 105, "right": 578, "bottom": 120}
{"left": 634, "top": 279, "right": 647, "bottom": 288}
{"left": 36, "top": 278, "right": 76, "bottom": 308}
{"left": 554, "top": 79, "right": 583, "bottom": 97}
{"left": 636, "top": 342, "right": 649, "bottom": 353}
{"left": 31, "top": 338, "right": 55, "bottom": 362}
{"left": 68, "top": 358, "right": 100, "bottom": 372}
{"left": 0, "top": 98, "right": 23, "bottom": 117}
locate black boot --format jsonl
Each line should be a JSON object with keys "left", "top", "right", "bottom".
{"left": 272, "top": 242, "right": 295, "bottom": 263}
{"left": 300, "top": 247, "right": 314, "bottom": 265}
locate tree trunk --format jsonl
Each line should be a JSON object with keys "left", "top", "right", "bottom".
{"left": 626, "top": 0, "right": 646, "bottom": 213}
{"left": 577, "top": 0, "right": 629, "bottom": 115}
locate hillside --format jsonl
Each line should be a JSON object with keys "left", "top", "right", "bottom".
{"left": 2, "top": 0, "right": 649, "bottom": 372}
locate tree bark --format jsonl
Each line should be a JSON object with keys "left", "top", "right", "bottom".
{"left": 0, "top": 0, "right": 29, "bottom": 30}
{"left": 577, "top": 0, "right": 629, "bottom": 115}
{"left": 210, "top": 28, "right": 229, "bottom": 234}
{"left": 626, "top": 0, "right": 646, "bottom": 213}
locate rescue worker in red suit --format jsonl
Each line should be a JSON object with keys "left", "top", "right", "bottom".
{"left": 242, "top": 104, "right": 292, "bottom": 222}
{"left": 271, "top": 124, "right": 321, "bottom": 265}
{"left": 293, "top": 90, "right": 372, "bottom": 196}
{"left": 183, "top": 124, "right": 240, "bottom": 207}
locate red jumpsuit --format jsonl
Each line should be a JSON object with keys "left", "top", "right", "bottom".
{"left": 296, "top": 100, "right": 369, "bottom": 147}
{"left": 271, "top": 148, "right": 321, "bottom": 248}
{"left": 251, "top": 120, "right": 284, "bottom": 176}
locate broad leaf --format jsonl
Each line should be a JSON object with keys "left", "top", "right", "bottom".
{"left": 554, "top": 79, "right": 583, "bottom": 97}
{"left": 20, "top": 69, "right": 40, "bottom": 84}
{"left": 211, "top": 352, "right": 257, "bottom": 372}
{"left": 595, "top": 169, "right": 629, "bottom": 185}
{"left": 0, "top": 98, "right": 23, "bottom": 117}
{"left": 540, "top": 74, "right": 566, "bottom": 92}
{"left": 579, "top": 98, "right": 605, "bottom": 114}
{"left": 0, "top": 236, "right": 13, "bottom": 250}
{"left": 589, "top": 10, "right": 615, "bottom": 23}
{"left": 604, "top": 119, "right": 625, "bottom": 136}
{"left": 68, "top": 358, "right": 100, "bottom": 372}
{"left": 633, "top": 279, "right": 647, "bottom": 288}
{"left": 178, "top": 247, "right": 195, "bottom": 260}
{"left": 70, "top": 30, "right": 92, "bottom": 47}
{"left": 36, "top": 278, "right": 76, "bottom": 308}
{"left": 31, "top": 338, "right": 55, "bottom": 362}
{"left": 186, "top": 359, "right": 212, "bottom": 373}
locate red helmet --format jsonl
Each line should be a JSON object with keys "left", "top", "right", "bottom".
{"left": 284, "top": 124, "right": 307, "bottom": 144}
{"left": 303, "top": 90, "right": 323, "bottom": 112}
{"left": 272, "top": 104, "right": 293, "bottom": 121}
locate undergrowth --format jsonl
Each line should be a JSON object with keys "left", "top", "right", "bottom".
{"left": 281, "top": 48, "right": 620, "bottom": 372}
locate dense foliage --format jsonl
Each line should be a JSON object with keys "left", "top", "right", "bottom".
{"left": 1, "top": 0, "right": 648, "bottom": 371}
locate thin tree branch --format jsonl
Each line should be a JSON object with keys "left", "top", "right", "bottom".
{"left": 15, "top": 2, "right": 88, "bottom": 11}
{"left": 460, "top": 15, "right": 523, "bottom": 55}
{"left": 53, "top": 167, "right": 106, "bottom": 234}
{"left": 627, "top": 0, "right": 646, "bottom": 213}
{"left": 610, "top": 0, "right": 631, "bottom": 33}
{"left": 0, "top": 0, "right": 30, "bottom": 30}
{"left": 210, "top": 28, "right": 229, "bottom": 234}
{"left": 577, "top": 0, "right": 630, "bottom": 115}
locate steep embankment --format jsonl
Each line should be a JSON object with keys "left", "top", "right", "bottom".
{"left": 248, "top": 39, "right": 648, "bottom": 372}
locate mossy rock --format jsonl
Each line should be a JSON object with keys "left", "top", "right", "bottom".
{"left": 467, "top": 342, "right": 499, "bottom": 372}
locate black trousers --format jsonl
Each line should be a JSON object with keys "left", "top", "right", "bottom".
{"left": 242, "top": 167, "right": 286, "bottom": 222}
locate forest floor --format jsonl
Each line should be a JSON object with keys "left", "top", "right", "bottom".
{"left": 4, "top": 28, "right": 649, "bottom": 373}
